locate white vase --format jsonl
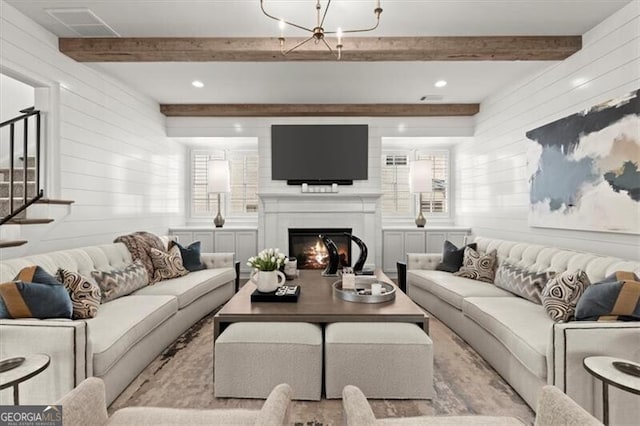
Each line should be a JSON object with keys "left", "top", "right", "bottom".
{"left": 250, "top": 270, "right": 286, "bottom": 293}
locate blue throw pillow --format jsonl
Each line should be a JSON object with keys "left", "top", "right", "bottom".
{"left": 170, "top": 241, "right": 205, "bottom": 272}
{"left": 575, "top": 271, "right": 640, "bottom": 321}
{"left": 436, "top": 240, "right": 477, "bottom": 273}
{"left": 0, "top": 266, "right": 72, "bottom": 319}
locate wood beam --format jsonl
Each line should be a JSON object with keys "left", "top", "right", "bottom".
{"left": 59, "top": 36, "right": 581, "bottom": 62}
{"left": 159, "top": 104, "right": 480, "bottom": 117}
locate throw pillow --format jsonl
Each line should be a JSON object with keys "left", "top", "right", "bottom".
{"left": 0, "top": 266, "right": 72, "bottom": 319}
{"left": 150, "top": 245, "right": 189, "bottom": 282}
{"left": 114, "top": 231, "right": 166, "bottom": 284}
{"left": 435, "top": 240, "right": 478, "bottom": 273}
{"left": 91, "top": 260, "right": 149, "bottom": 303}
{"left": 57, "top": 269, "right": 101, "bottom": 319}
{"left": 575, "top": 271, "right": 640, "bottom": 321}
{"left": 494, "top": 261, "right": 556, "bottom": 304}
{"left": 453, "top": 248, "right": 498, "bottom": 283}
{"left": 169, "top": 240, "right": 205, "bottom": 272}
{"left": 541, "top": 270, "right": 591, "bottom": 322}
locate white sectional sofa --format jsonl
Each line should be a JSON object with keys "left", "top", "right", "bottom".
{"left": 406, "top": 237, "right": 640, "bottom": 426}
{"left": 0, "top": 242, "right": 236, "bottom": 405}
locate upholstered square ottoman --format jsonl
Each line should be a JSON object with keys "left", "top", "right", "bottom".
{"left": 214, "top": 322, "right": 322, "bottom": 400}
{"left": 325, "top": 322, "right": 434, "bottom": 399}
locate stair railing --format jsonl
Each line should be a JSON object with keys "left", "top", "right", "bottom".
{"left": 0, "top": 107, "right": 43, "bottom": 225}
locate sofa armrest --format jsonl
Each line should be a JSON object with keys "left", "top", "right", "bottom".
{"left": 201, "top": 252, "right": 235, "bottom": 269}
{"left": 56, "top": 377, "right": 109, "bottom": 426}
{"left": 548, "top": 321, "right": 640, "bottom": 424}
{"left": 406, "top": 253, "right": 442, "bottom": 271}
{"left": 0, "top": 319, "right": 88, "bottom": 405}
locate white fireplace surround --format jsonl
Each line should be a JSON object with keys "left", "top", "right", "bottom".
{"left": 258, "top": 193, "right": 383, "bottom": 268}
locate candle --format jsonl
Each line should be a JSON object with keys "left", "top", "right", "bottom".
{"left": 279, "top": 20, "right": 285, "bottom": 37}
{"left": 371, "top": 283, "right": 382, "bottom": 295}
{"left": 337, "top": 27, "right": 343, "bottom": 45}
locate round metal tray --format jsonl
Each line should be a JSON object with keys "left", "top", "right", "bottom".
{"left": 332, "top": 280, "right": 396, "bottom": 303}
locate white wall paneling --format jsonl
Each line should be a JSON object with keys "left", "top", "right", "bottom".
{"left": 455, "top": 1, "right": 640, "bottom": 260}
{"left": 0, "top": 2, "right": 186, "bottom": 257}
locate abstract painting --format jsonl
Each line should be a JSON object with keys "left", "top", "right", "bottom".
{"left": 526, "top": 89, "right": 640, "bottom": 234}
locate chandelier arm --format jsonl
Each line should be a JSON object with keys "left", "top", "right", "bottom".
{"left": 319, "top": 0, "right": 332, "bottom": 28}
{"left": 260, "top": 0, "right": 314, "bottom": 33}
{"left": 321, "top": 37, "right": 340, "bottom": 60}
{"left": 327, "top": 18, "right": 381, "bottom": 35}
{"left": 283, "top": 35, "right": 316, "bottom": 55}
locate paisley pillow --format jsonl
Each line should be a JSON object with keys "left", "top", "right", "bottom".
{"left": 541, "top": 270, "right": 591, "bottom": 322}
{"left": 149, "top": 245, "right": 188, "bottom": 282}
{"left": 57, "top": 269, "right": 101, "bottom": 319}
{"left": 453, "top": 248, "right": 498, "bottom": 283}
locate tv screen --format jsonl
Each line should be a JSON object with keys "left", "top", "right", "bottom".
{"left": 271, "top": 125, "right": 368, "bottom": 184}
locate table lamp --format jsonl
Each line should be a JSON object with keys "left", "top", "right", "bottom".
{"left": 207, "top": 160, "right": 231, "bottom": 228}
{"left": 409, "top": 160, "right": 432, "bottom": 228}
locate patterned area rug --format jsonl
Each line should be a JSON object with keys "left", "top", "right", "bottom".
{"left": 110, "top": 312, "right": 535, "bottom": 425}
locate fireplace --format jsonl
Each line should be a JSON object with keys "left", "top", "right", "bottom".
{"left": 289, "top": 228, "right": 352, "bottom": 270}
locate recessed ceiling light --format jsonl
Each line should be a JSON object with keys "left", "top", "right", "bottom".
{"left": 192, "top": 80, "right": 204, "bottom": 88}
{"left": 434, "top": 80, "right": 447, "bottom": 88}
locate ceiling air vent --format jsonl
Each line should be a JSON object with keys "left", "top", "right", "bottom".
{"left": 419, "top": 95, "right": 444, "bottom": 102}
{"left": 46, "top": 8, "right": 120, "bottom": 37}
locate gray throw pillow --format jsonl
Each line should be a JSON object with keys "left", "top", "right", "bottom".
{"left": 494, "top": 261, "right": 556, "bottom": 304}
{"left": 91, "top": 260, "right": 149, "bottom": 303}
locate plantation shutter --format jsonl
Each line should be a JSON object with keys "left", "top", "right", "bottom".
{"left": 417, "top": 151, "right": 448, "bottom": 214}
{"left": 381, "top": 154, "right": 411, "bottom": 215}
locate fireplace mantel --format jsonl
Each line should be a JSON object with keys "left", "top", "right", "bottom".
{"left": 258, "top": 192, "right": 382, "bottom": 267}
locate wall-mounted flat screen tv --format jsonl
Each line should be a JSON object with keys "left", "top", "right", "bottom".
{"left": 271, "top": 124, "right": 368, "bottom": 185}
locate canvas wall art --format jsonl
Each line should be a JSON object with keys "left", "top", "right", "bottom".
{"left": 526, "top": 89, "right": 640, "bottom": 234}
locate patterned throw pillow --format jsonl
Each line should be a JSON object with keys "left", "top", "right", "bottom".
{"left": 57, "top": 269, "right": 101, "bottom": 319}
{"left": 494, "top": 261, "right": 556, "bottom": 304}
{"left": 0, "top": 266, "right": 72, "bottom": 319}
{"left": 575, "top": 271, "right": 640, "bottom": 321}
{"left": 453, "top": 248, "right": 498, "bottom": 283}
{"left": 435, "top": 240, "right": 478, "bottom": 273}
{"left": 149, "top": 245, "right": 188, "bottom": 282}
{"left": 541, "top": 270, "right": 591, "bottom": 322}
{"left": 170, "top": 240, "right": 205, "bottom": 272}
{"left": 91, "top": 261, "right": 149, "bottom": 303}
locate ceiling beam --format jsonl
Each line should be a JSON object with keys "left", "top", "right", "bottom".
{"left": 159, "top": 104, "right": 480, "bottom": 117}
{"left": 59, "top": 36, "right": 581, "bottom": 62}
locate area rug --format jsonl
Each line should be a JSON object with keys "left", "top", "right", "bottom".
{"left": 110, "top": 313, "right": 535, "bottom": 425}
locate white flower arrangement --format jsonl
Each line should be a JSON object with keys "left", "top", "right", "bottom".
{"left": 247, "top": 248, "right": 287, "bottom": 271}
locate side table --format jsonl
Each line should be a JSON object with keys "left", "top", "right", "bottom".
{"left": 0, "top": 354, "right": 50, "bottom": 405}
{"left": 583, "top": 356, "right": 640, "bottom": 425}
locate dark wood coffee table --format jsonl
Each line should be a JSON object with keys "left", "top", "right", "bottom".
{"left": 213, "top": 269, "right": 429, "bottom": 341}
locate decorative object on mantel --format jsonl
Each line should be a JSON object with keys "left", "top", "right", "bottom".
{"left": 526, "top": 88, "right": 640, "bottom": 234}
{"left": 301, "top": 183, "right": 339, "bottom": 193}
{"left": 247, "top": 248, "right": 287, "bottom": 293}
{"left": 345, "top": 233, "right": 369, "bottom": 274}
{"left": 207, "top": 160, "right": 231, "bottom": 228}
{"left": 410, "top": 159, "right": 433, "bottom": 228}
{"left": 320, "top": 235, "right": 340, "bottom": 276}
{"left": 260, "top": 0, "right": 383, "bottom": 60}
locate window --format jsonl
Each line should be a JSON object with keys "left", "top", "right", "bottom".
{"left": 191, "top": 149, "right": 259, "bottom": 217}
{"left": 381, "top": 150, "right": 449, "bottom": 217}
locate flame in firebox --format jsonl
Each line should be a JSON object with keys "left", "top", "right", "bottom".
{"left": 314, "top": 241, "right": 326, "bottom": 264}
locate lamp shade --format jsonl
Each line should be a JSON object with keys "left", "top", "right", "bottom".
{"left": 207, "top": 160, "right": 231, "bottom": 193}
{"left": 409, "top": 160, "right": 432, "bottom": 193}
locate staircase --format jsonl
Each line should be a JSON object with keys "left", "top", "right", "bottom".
{"left": 0, "top": 108, "right": 74, "bottom": 251}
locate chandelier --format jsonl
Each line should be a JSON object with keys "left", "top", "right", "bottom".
{"left": 260, "top": 0, "right": 383, "bottom": 60}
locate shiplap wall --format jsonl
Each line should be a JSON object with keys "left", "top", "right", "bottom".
{"left": 0, "top": 1, "right": 186, "bottom": 256}
{"left": 455, "top": 0, "right": 640, "bottom": 260}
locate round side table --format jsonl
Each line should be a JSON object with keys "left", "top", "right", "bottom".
{"left": 583, "top": 356, "right": 640, "bottom": 425}
{"left": 0, "top": 354, "right": 50, "bottom": 405}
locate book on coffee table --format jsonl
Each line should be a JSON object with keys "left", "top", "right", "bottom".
{"left": 251, "top": 285, "right": 300, "bottom": 303}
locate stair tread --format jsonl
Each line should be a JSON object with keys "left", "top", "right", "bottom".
{"left": 38, "top": 198, "right": 75, "bottom": 205}
{"left": 7, "top": 218, "right": 54, "bottom": 225}
{"left": 0, "top": 240, "right": 27, "bottom": 248}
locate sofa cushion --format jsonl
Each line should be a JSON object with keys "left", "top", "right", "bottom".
{"left": 462, "top": 297, "right": 552, "bottom": 379}
{"left": 408, "top": 270, "right": 515, "bottom": 310}
{"left": 149, "top": 245, "right": 188, "bottom": 282}
{"left": 494, "top": 261, "right": 556, "bottom": 304}
{"left": 133, "top": 268, "right": 235, "bottom": 309}
{"left": 91, "top": 261, "right": 149, "bottom": 303}
{"left": 436, "top": 241, "right": 478, "bottom": 273}
{"left": 87, "top": 295, "right": 177, "bottom": 376}
{"left": 454, "top": 248, "right": 498, "bottom": 283}
{"left": 57, "top": 269, "right": 101, "bottom": 319}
